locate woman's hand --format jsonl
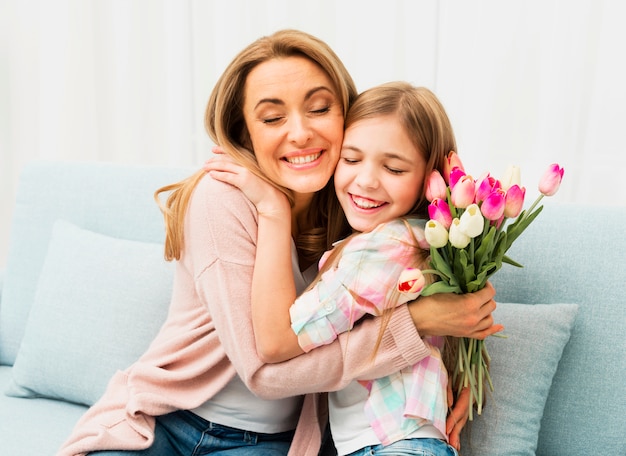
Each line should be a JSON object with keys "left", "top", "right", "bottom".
{"left": 407, "top": 282, "right": 504, "bottom": 339}
{"left": 204, "top": 153, "right": 289, "bottom": 218}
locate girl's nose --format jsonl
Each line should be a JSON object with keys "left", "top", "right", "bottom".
{"left": 354, "top": 166, "right": 379, "bottom": 189}
{"left": 287, "top": 115, "right": 313, "bottom": 146}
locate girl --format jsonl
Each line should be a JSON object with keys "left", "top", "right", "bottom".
{"left": 207, "top": 82, "right": 465, "bottom": 456}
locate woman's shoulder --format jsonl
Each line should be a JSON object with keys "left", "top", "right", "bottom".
{"left": 192, "top": 172, "right": 255, "bottom": 210}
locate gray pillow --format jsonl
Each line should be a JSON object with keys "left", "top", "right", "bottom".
{"left": 460, "top": 302, "right": 578, "bottom": 455}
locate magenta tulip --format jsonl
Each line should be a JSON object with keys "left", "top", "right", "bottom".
{"left": 425, "top": 170, "right": 448, "bottom": 202}
{"left": 443, "top": 151, "right": 465, "bottom": 183}
{"left": 475, "top": 174, "right": 502, "bottom": 204}
{"left": 449, "top": 168, "right": 466, "bottom": 190}
{"left": 451, "top": 175, "right": 475, "bottom": 209}
{"left": 539, "top": 164, "right": 564, "bottom": 196}
{"left": 504, "top": 185, "right": 526, "bottom": 218}
{"left": 428, "top": 198, "right": 453, "bottom": 229}
{"left": 481, "top": 188, "right": 506, "bottom": 220}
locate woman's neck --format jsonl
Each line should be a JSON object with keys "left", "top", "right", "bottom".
{"left": 291, "top": 192, "right": 315, "bottom": 239}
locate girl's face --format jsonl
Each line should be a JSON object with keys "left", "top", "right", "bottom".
{"left": 334, "top": 114, "right": 427, "bottom": 232}
{"left": 243, "top": 56, "right": 344, "bottom": 197}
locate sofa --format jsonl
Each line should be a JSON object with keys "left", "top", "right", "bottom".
{"left": 0, "top": 160, "right": 624, "bottom": 455}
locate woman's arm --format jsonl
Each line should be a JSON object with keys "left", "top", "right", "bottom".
{"left": 197, "top": 167, "right": 501, "bottom": 400}
{"left": 206, "top": 158, "right": 304, "bottom": 362}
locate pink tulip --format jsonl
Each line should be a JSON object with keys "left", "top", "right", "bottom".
{"left": 397, "top": 268, "right": 426, "bottom": 300}
{"left": 504, "top": 185, "right": 526, "bottom": 218}
{"left": 443, "top": 151, "right": 465, "bottom": 183}
{"left": 539, "top": 164, "right": 564, "bottom": 196}
{"left": 449, "top": 168, "right": 466, "bottom": 190}
{"left": 425, "top": 170, "right": 448, "bottom": 202}
{"left": 428, "top": 198, "right": 453, "bottom": 229}
{"left": 451, "top": 175, "right": 475, "bottom": 209}
{"left": 475, "top": 174, "right": 502, "bottom": 204}
{"left": 481, "top": 188, "right": 506, "bottom": 220}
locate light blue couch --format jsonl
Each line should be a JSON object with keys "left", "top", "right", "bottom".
{"left": 0, "top": 161, "right": 624, "bottom": 455}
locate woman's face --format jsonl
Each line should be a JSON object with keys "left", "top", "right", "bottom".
{"left": 243, "top": 56, "right": 344, "bottom": 196}
{"left": 334, "top": 114, "right": 426, "bottom": 232}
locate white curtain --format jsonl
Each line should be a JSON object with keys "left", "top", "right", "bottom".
{"left": 1, "top": 0, "right": 624, "bottom": 267}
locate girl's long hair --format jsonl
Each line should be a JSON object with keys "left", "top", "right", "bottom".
{"left": 318, "top": 82, "right": 460, "bottom": 375}
{"left": 155, "top": 29, "right": 356, "bottom": 262}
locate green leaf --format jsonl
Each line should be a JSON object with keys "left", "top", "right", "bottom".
{"left": 421, "top": 281, "right": 462, "bottom": 296}
{"left": 502, "top": 255, "right": 524, "bottom": 268}
{"left": 430, "top": 247, "right": 454, "bottom": 280}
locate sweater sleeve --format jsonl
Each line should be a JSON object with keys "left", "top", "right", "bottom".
{"left": 290, "top": 220, "right": 421, "bottom": 352}
{"left": 189, "top": 176, "right": 431, "bottom": 400}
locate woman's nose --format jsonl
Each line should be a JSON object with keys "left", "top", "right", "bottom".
{"left": 287, "top": 115, "right": 313, "bottom": 145}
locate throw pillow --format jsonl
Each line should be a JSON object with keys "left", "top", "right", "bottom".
{"left": 460, "top": 302, "right": 579, "bottom": 456}
{"left": 6, "top": 219, "right": 174, "bottom": 406}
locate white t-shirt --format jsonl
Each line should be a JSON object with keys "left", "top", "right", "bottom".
{"left": 330, "top": 381, "right": 445, "bottom": 455}
{"left": 193, "top": 241, "right": 316, "bottom": 434}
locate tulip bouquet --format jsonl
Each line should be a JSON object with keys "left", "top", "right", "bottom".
{"left": 421, "top": 151, "right": 564, "bottom": 419}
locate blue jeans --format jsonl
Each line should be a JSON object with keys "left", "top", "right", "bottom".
{"left": 90, "top": 410, "right": 294, "bottom": 455}
{"left": 345, "top": 438, "right": 459, "bottom": 456}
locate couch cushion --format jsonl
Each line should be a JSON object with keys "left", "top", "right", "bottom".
{"left": 0, "top": 365, "right": 87, "bottom": 455}
{"left": 460, "top": 302, "right": 578, "bottom": 456}
{"left": 489, "top": 203, "right": 626, "bottom": 455}
{"left": 5, "top": 219, "right": 174, "bottom": 406}
{"left": 0, "top": 161, "right": 192, "bottom": 365}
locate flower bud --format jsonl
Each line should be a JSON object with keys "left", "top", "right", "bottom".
{"left": 449, "top": 218, "right": 471, "bottom": 249}
{"left": 475, "top": 174, "right": 501, "bottom": 204}
{"left": 501, "top": 165, "right": 521, "bottom": 190}
{"left": 443, "top": 151, "right": 465, "bottom": 183}
{"left": 428, "top": 198, "right": 453, "bottom": 229}
{"left": 458, "top": 204, "right": 485, "bottom": 238}
{"left": 425, "top": 170, "right": 448, "bottom": 202}
{"left": 539, "top": 163, "right": 564, "bottom": 196}
{"left": 451, "top": 175, "right": 475, "bottom": 209}
{"left": 425, "top": 219, "right": 449, "bottom": 248}
{"left": 481, "top": 188, "right": 506, "bottom": 221}
{"left": 397, "top": 268, "right": 426, "bottom": 300}
{"left": 504, "top": 184, "right": 526, "bottom": 218}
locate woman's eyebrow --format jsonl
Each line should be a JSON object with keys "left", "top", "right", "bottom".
{"left": 254, "top": 86, "right": 334, "bottom": 110}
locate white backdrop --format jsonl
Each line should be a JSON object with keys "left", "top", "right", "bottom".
{"left": 1, "top": 0, "right": 625, "bottom": 269}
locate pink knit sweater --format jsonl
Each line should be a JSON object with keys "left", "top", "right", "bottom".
{"left": 57, "top": 175, "right": 430, "bottom": 456}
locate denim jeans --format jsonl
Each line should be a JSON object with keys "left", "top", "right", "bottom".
{"left": 345, "top": 438, "right": 459, "bottom": 456}
{"left": 89, "top": 410, "right": 294, "bottom": 455}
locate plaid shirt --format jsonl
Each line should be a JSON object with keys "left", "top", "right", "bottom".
{"left": 289, "top": 218, "right": 448, "bottom": 444}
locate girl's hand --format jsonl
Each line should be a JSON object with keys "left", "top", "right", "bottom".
{"left": 446, "top": 385, "right": 470, "bottom": 451}
{"left": 204, "top": 154, "right": 289, "bottom": 218}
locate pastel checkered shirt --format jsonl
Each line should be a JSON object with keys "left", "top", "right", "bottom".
{"left": 289, "top": 218, "right": 448, "bottom": 445}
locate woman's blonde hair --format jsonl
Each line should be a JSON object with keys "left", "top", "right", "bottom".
{"left": 155, "top": 29, "right": 356, "bottom": 261}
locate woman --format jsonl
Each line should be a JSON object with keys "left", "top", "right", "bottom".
{"left": 58, "top": 30, "right": 500, "bottom": 456}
